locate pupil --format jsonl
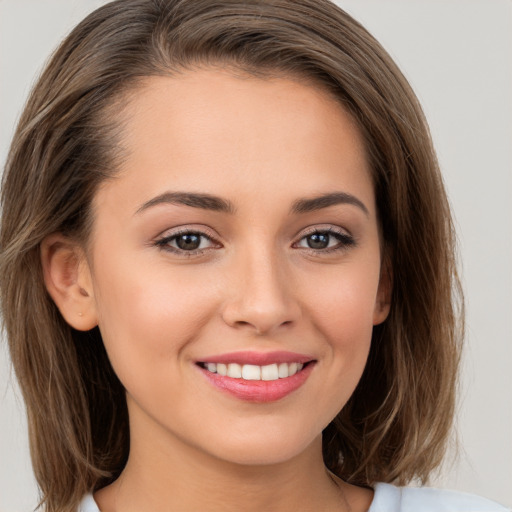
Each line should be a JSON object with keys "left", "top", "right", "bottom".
{"left": 177, "top": 234, "right": 201, "bottom": 250}
{"left": 307, "top": 233, "right": 329, "bottom": 249}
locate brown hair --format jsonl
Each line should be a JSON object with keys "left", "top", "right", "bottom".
{"left": 0, "top": 1, "right": 463, "bottom": 511}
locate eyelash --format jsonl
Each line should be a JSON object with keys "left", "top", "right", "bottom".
{"left": 154, "top": 226, "right": 356, "bottom": 257}
{"left": 293, "top": 226, "right": 356, "bottom": 254}
{"left": 154, "top": 228, "right": 220, "bottom": 257}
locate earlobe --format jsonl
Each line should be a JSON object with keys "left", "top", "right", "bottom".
{"left": 40, "top": 234, "right": 98, "bottom": 331}
{"left": 373, "top": 257, "right": 392, "bottom": 325}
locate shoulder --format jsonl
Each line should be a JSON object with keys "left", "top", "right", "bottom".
{"left": 78, "top": 493, "right": 100, "bottom": 512}
{"left": 369, "top": 482, "right": 510, "bottom": 512}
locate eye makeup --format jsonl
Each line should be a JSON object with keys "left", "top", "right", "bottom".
{"left": 293, "top": 226, "right": 356, "bottom": 255}
{"left": 153, "top": 223, "right": 356, "bottom": 259}
{"left": 154, "top": 227, "right": 221, "bottom": 257}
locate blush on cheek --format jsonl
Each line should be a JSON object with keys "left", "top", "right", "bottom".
{"left": 98, "top": 276, "right": 215, "bottom": 361}
{"left": 310, "top": 292, "right": 375, "bottom": 381}
{"left": 312, "top": 281, "right": 379, "bottom": 332}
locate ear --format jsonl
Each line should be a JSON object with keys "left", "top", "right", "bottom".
{"left": 41, "top": 233, "right": 98, "bottom": 331}
{"left": 373, "top": 254, "right": 392, "bottom": 325}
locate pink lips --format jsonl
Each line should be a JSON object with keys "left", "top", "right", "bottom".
{"left": 196, "top": 351, "right": 316, "bottom": 403}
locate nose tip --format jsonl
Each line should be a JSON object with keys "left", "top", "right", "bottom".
{"left": 222, "top": 304, "right": 297, "bottom": 336}
{"left": 220, "top": 257, "right": 300, "bottom": 335}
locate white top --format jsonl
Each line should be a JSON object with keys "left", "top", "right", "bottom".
{"left": 368, "top": 483, "right": 509, "bottom": 511}
{"left": 78, "top": 482, "right": 510, "bottom": 511}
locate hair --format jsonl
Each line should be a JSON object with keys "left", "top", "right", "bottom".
{"left": 0, "top": 1, "right": 463, "bottom": 511}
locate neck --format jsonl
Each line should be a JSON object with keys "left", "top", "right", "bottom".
{"left": 95, "top": 431, "right": 354, "bottom": 512}
{"left": 94, "top": 399, "right": 373, "bottom": 512}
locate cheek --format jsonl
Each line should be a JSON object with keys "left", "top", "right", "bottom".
{"left": 301, "top": 259, "right": 380, "bottom": 386}
{"left": 91, "top": 254, "right": 220, "bottom": 377}
{"left": 306, "top": 260, "right": 380, "bottom": 339}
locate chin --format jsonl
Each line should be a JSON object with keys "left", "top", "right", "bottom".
{"left": 201, "top": 426, "right": 321, "bottom": 467}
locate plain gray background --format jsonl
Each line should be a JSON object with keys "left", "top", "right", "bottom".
{"left": 1, "top": 1, "right": 511, "bottom": 511}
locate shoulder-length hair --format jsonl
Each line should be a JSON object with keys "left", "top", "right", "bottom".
{"left": 0, "top": 1, "right": 463, "bottom": 511}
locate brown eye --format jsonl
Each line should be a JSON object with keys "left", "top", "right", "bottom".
{"left": 156, "top": 230, "right": 218, "bottom": 254}
{"left": 295, "top": 229, "right": 356, "bottom": 253}
{"left": 175, "top": 233, "right": 202, "bottom": 251}
{"left": 306, "top": 232, "right": 330, "bottom": 249}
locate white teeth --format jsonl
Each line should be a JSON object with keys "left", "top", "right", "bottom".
{"left": 227, "top": 363, "right": 242, "bottom": 378}
{"left": 261, "top": 363, "right": 279, "bottom": 381}
{"left": 203, "top": 361, "right": 307, "bottom": 381}
{"left": 278, "top": 362, "right": 289, "bottom": 378}
{"left": 242, "top": 364, "right": 261, "bottom": 380}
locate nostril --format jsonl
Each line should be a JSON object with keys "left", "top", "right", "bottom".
{"left": 220, "top": 291, "right": 301, "bottom": 335}
{"left": 234, "top": 320, "right": 252, "bottom": 327}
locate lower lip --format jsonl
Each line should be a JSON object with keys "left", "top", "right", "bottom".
{"left": 198, "top": 363, "right": 315, "bottom": 402}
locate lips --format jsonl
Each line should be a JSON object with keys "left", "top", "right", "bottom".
{"left": 196, "top": 351, "right": 316, "bottom": 402}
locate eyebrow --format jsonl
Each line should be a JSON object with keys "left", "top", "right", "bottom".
{"left": 136, "top": 190, "right": 368, "bottom": 217}
{"left": 291, "top": 192, "right": 369, "bottom": 216}
{"left": 136, "top": 191, "right": 236, "bottom": 215}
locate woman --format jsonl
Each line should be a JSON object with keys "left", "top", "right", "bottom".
{"left": 0, "top": 1, "right": 508, "bottom": 511}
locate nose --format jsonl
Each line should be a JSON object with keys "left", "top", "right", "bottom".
{"left": 221, "top": 247, "right": 301, "bottom": 336}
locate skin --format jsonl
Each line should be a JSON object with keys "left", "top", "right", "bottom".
{"left": 42, "top": 68, "right": 390, "bottom": 512}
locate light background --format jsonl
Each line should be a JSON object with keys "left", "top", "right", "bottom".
{"left": 0, "top": 1, "right": 511, "bottom": 511}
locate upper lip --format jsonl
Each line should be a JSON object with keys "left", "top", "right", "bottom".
{"left": 197, "top": 350, "right": 315, "bottom": 366}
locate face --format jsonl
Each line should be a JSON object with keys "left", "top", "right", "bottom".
{"left": 82, "top": 68, "right": 389, "bottom": 466}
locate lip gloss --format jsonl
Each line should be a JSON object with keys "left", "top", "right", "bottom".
{"left": 195, "top": 351, "right": 316, "bottom": 402}
{"left": 199, "top": 363, "right": 314, "bottom": 402}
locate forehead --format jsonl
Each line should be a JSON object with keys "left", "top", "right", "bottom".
{"left": 95, "top": 68, "right": 375, "bottom": 218}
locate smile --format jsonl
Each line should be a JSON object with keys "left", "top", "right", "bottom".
{"left": 199, "top": 362, "right": 305, "bottom": 381}
{"left": 196, "top": 351, "right": 316, "bottom": 402}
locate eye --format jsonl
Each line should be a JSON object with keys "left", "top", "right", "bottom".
{"left": 294, "top": 228, "right": 355, "bottom": 252}
{"left": 172, "top": 233, "right": 207, "bottom": 251}
{"left": 155, "top": 229, "right": 219, "bottom": 254}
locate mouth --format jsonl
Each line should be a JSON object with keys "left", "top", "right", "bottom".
{"left": 195, "top": 352, "right": 316, "bottom": 402}
{"left": 197, "top": 361, "right": 310, "bottom": 381}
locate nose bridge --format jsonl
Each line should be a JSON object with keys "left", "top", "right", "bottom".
{"left": 222, "top": 238, "right": 299, "bottom": 334}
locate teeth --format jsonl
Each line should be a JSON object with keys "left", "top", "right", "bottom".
{"left": 261, "top": 363, "right": 278, "bottom": 381}
{"left": 227, "top": 363, "right": 242, "bottom": 378}
{"left": 242, "top": 364, "right": 261, "bottom": 380}
{"left": 288, "top": 362, "right": 298, "bottom": 376}
{"left": 203, "top": 362, "right": 306, "bottom": 381}
{"left": 278, "top": 362, "right": 289, "bottom": 378}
